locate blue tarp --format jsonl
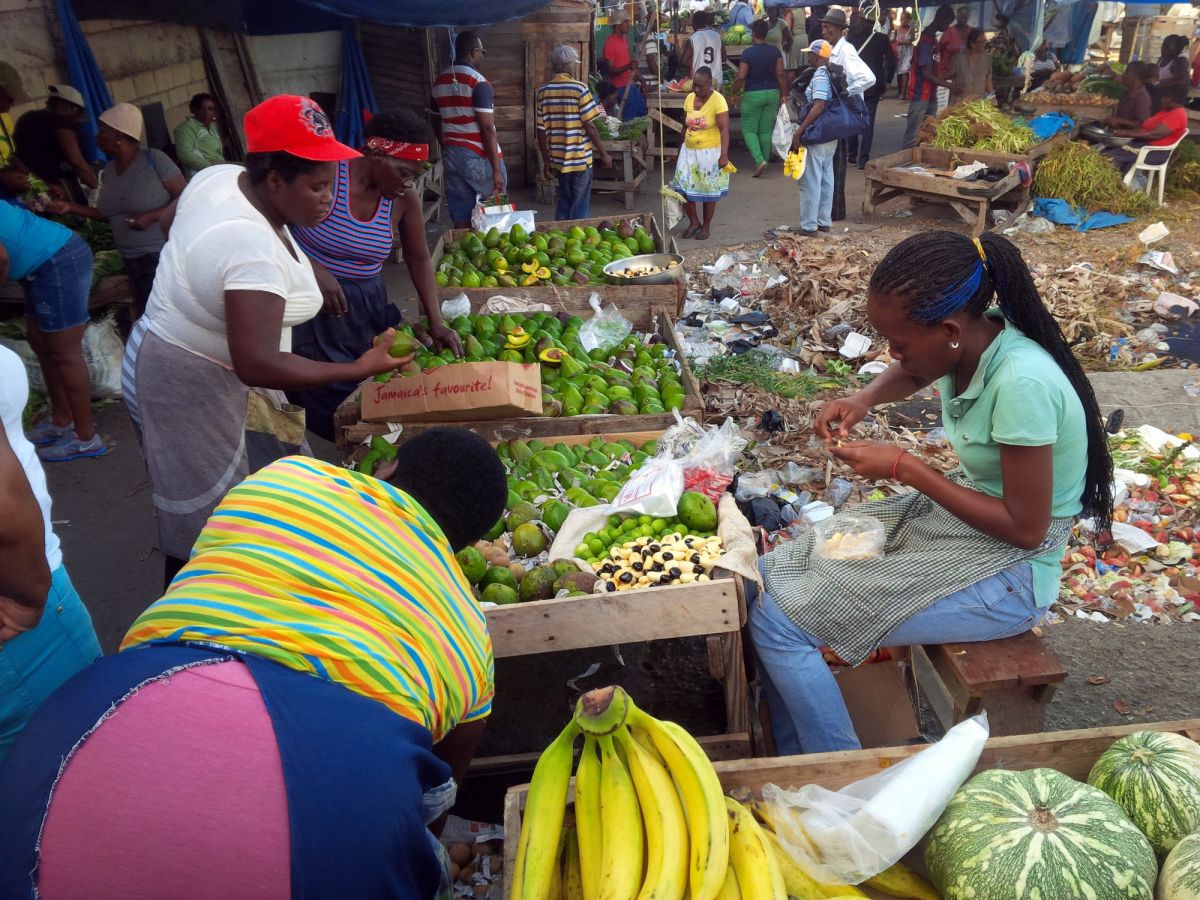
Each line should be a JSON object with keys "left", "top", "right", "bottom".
{"left": 56, "top": 0, "right": 113, "bottom": 163}
{"left": 1028, "top": 111, "right": 1075, "bottom": 142}
{"left": 1056, "top": 1, "right": 1098, "bottom": 63}
{"left": 1032, "top": 197, "right": 1134, "bottom": 231}
{"left": 334, "top": 21, "right": 377, "bottom": 149}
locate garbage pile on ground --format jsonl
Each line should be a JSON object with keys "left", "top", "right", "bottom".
{"left": 1059, "top": 426, "right": 1200, "bottom": 625}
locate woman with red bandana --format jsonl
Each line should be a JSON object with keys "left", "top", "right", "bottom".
{"left": 290, "top": 109, "right": 462, "bottom": 441}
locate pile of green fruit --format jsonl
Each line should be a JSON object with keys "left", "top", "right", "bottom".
{"left": 454, "top": 548, "right": 598, "bottom": 606}
{"left": 435, "top": 221, "right": 657, "bottom": 289}
{"left": 382, "top": 312, "right": 688, "bottom": 418}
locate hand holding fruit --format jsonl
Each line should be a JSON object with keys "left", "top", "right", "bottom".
{"left": 426, "top": 321, "right": 464, "bottom": 357}
{"left": 815, "top": 394, "right": 870, "bottom": 440}
{"left": 361, "top": 328, "right": 416, "bottom": 377}
{"left": 831, "top": 440, "right": 912, "bottom": 481}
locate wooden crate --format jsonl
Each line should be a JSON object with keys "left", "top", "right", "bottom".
{"left": 862, "top": 145, "right": 1027, "bottom": 235}
{"left": 334, "top": 305, "right": 703, "bottom": 451}
{"left": 502, "top": 718, "right": 1200, "bottom": 896}
{"left": 593, "top": 139, "right": 649, "bottom": 210}
{"left": 429, "top": 213, "right": 682, "bottom": 313}
{"left": 922, "top": 127, "right": 1077, "bottom": 166}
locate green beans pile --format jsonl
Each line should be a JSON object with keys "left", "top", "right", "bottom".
{"left": 1033, "top": 141, "right": 1157, "bottom": 215}
{"left": 1166, "top": 139, "right": 1200, "bottom": 196}
{"left": 930, "top": 100, "right": 1036, "bottom": 153}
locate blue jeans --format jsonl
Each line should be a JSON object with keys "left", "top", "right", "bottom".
{"left": 798, "top": 139, "right": 837, "bottom": 231}
{"left": 443, "top": 145, "right": 508, "bottom": 224}
{"left": 20, "top": 233, "right": 93, "bottom": 333}
{"left": 556, "top": 167, "right": 594, "bottom": 221}
{"left": 748, "top": 561, "right": 1039, "bottom": 755}
{"left": 0, "top": 565, "right": 101, "bottom": 764}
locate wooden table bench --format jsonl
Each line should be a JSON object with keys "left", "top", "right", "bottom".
{"left": 912, "top": 631, "right": 1068, "bottom": 737}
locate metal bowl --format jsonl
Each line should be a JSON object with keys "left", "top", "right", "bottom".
{"left": 603, "top": 253, "right": 686, "bottom": 285}
{"left": 1080, "top": 124, "right": 1133, "bottom": 147}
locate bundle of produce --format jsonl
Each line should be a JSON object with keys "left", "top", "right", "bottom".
{"left": 927, "top": 767, "right": 1158, "bottom": 899}
{"left": 722, "top": 24, "right": 751, "bottom": 45}
{"left": 1041, "top": 69, "right": 1089, "bottom": 94}
{"left": 1032, "top": 141, "right": 1157, "bottom": 215}
{"left": 1026, "top": 91, "right": 1113, "bottom": 106}
{"left": 597, "top": 115, "right": 651, "bottom": 142}
{"left": 1077, "top": 75, "right": 1125, "bottom": 99}
{"left": 510, "top": 685, "right": 935, "bottom": 899}
{"left": 1167, "top": 139, "right": 1200, "bottom": 196}
{"left": 377, "top": 312, "right": 689, "bottom": 416}
{"left": 435, "top": 221, "right": 656, "bottom": 288}
{"left": 928, "top": 100, "right": 1035, "bottom": 153}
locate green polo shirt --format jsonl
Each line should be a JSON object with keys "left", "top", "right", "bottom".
{"left": 936, "top": 311, "right": 1087, "bottom": 606}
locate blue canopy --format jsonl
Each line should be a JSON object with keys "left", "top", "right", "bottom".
{"left": 334, "top": 21, "right": 377, "bottom": 149}
{"left": 56, "top": 0, "right": 113, "bottom": 162}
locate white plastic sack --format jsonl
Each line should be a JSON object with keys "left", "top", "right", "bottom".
{"left": 440, "top": 294, "right": 470, "bottom": 319}
{"left": 0, "top": 313, "right": 124, "bottom": 399}
{"left": 771, "top": 105, "right": 798, "bottom": 162}
{"left": 760, "top": 713, "right": 989, "bottom": 884}
{"left": 608, "top": 458, "right": 684, "bottom": 518}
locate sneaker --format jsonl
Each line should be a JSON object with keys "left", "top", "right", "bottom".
{"left": 817, "top": 226, "right": 832, "bottom": 233}
{"left": 25, "top": 420, "right": 73, "bottom": 446}
{"left": 36, "top": 432, "right": 108, "bottom": 462}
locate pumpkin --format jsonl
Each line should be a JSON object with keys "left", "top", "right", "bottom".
{"left": 1088, "top": 731, "right": 1200, "bottom": 857}
{"left": 1159, "top": 831, "right": 1200, "bottom": 900}
{"left": 926, "top": 767, "right": 1157, "bottom": 900}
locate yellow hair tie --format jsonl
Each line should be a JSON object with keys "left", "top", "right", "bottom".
{"left": 971, "top": 237, "right": 987, "bottom": 262}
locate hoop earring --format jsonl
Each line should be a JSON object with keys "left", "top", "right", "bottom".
{"left": 949, "top": 341, "right": 960, "bottom": 349}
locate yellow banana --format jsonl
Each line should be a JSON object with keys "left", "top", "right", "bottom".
{"left": 629, "top": 704, "right": 728, "bottom": 900}
{"left": 863, "top": 861, "right": 941, "bottom": 900}
{"left": 597, "top": 732, "right": 643, "bottom": 900}
{"left": 716, "top": 866, "right": 741, "bottom": 899}
{"left": 563, "top": 826, "right": 585, "bottom": 900}
{"left": 725, "top": 797, "right": 787, "bottom": 900}
{"left": 574, "top": 736, "right": 603, "bottom": 900}
{"left": 549, "top": 827, "right": 566, "bottom": 900}
{"left": 630, "top": 726, "right": 667, "bottom": 767}
{"left": 511, "top": 721, "right": 579, "bottom": 900}
{"left": 614, "top": 727, "right": 688, "bottom": 900}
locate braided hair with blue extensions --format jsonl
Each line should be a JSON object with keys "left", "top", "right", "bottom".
{"left": 869, "top": 230, "right": 1113, "bottom": 530}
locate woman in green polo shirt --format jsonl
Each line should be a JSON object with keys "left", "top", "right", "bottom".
{"left": 750, "top": 230, "right": 1113, "bottom": 754}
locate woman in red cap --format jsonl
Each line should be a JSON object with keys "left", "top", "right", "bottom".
{"left": 121, "top": 95, "right": 413, "bottom": 587}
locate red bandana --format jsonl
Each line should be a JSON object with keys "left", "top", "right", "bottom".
{"left": 366, "top": 138, "right": 430, "bottom": 161}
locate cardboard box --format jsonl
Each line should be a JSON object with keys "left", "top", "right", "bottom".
{"left": 360, "top": 362, "right": 543, "bottom": 424}
{"left": 834, "top": 656, "right": 921, "bottom": 749}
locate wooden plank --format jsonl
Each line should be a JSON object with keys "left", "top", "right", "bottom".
{"left": 928, "top": 632, "right": 1067, "bottom": 693}
{"left": 720, "top": 627, "right": 751, "bottom": 735}
{"left": 486, "top": 578, "right": 739, "bottom": 657}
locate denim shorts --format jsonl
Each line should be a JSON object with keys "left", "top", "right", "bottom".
{"left": 443, "top": 145, "right": 508, "bottom": 223}
{"left": 0, "top": 565, "right": 102, "bottom": 765}
{"left": 20, "top": 233, "right": 94, "bottom": 333}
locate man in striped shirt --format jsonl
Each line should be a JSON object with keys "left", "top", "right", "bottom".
{"left": 536, "top": 45, "right": 612, "bottom": 221}
{"left": 430, "top": 31, "right": 507, "bottom": 228}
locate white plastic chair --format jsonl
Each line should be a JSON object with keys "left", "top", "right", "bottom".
{"left": 1122, "top": 130, "right": 1190, "bottom": 204}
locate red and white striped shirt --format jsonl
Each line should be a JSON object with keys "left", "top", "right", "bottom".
{"left": 430, "top": 65, "right": 503, "bottom": 158}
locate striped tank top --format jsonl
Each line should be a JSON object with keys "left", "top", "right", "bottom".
{"left": 292, "top": 159, "right": 394, "bottom": 281}
{"left": 120, "top": 455, "right": 495, "bottom": 741}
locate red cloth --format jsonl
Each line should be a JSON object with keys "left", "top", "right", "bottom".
{"left": 604, "top": 32, "right": 633, "bottom": 88}
{"left": 937, "top": 25, "right": 967, "bottom": 79}
{"left": 1144, "top": 106, "right": 1188, "bottom": 146}
{"left": 38, "top": 661, "right": 291, "bottom": 899}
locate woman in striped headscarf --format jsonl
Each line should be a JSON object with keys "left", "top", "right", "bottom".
{"left": 0, "top": 428, "right": 507, "bottom": 900}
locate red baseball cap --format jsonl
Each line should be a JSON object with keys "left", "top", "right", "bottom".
{"left": 243, "top": 95, "right": 361, "bottom": 161}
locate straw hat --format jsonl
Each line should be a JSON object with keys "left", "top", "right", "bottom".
{"left": 99, "top": 103, "right": 144, "bottom": 141}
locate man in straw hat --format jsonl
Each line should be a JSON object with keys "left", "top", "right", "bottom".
{"left": 536, "top": 45, "right": 613, "bottom": 221}
{"left": 13, "top": 83, "right": 99, "bottom": 201}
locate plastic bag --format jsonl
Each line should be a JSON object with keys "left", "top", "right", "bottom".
{"left": 579, "top": 293, "right": 633, "bottom": 353}
{"left": 771, "top": 105, "right": 798, "bottom": 162}
{"left": 760, "top": 713, "right": 989, "bottom": 885}
{"left": 440, "top": 294, "right": 470, "bottom": 319}
{"left": 0, "top": 312, "right": 124, "bottom": 399}
{"left": 813, "top": 513, "right": 885, "bottom": 560}
{"left": 678, "top": 417, "right": 747, "bottom": 501}
{"left": 608, "top": 458, "right": 684, "bottom": 518}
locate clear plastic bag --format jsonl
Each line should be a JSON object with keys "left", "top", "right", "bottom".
{"left": 440, "top": 294, "right": 471, "bottom": 319}
{"left": 813, "top": 514, "right": 886, "bottom": 560}
{"left": 609, "top": 458, "right": 684, "bottom": 517}
{"left": 760, "top": 713, "right": 989, "bottom": 885}
{"left": 579, "top": 293, "right": 633, "bottom": 353}
{"left": 678, "top": 417, "right": 748, "bottom": 501}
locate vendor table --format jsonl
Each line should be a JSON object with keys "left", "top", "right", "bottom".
{"left": 503, "top": 718, "right": 1200, "bottom": 896}
{"left": 593, "top": 138, "right": 649, "bottom": 209}
{"left": 863, "top": 146, "right": 1029, "bottom": 235}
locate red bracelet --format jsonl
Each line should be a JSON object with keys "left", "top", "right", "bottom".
{"left": 891, "top": 450, "right": 907, "bottom": 481}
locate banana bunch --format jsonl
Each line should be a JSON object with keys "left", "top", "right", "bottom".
{"left": 511, "top": 684, "right": 942, "bottom": 900}
{"left": 721, "top": 161, "right": 737, "bottom": 174}
{"left": 783, "top": 148, "right": 807, "bottom": 180}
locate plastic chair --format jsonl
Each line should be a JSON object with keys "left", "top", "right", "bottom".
{"left": 1122, "top": 130, "right": 1190, "bottom": 204}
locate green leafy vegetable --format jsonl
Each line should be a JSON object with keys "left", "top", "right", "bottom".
{"left": 696, "top": 351, "right": 845, "bottom": 398}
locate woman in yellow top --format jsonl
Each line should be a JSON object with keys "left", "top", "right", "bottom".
{"left": 670, "top": 67, "right": 730, "bottom": 241}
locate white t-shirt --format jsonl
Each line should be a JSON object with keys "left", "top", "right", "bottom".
{"left": 0, "top": 347, "right": 62, "bottom": 573}
{"left": 144, "top": 164, "right": 324, "bottom": 368}
{"left": 690, "top": 28, "right": 725, "bottom": 86}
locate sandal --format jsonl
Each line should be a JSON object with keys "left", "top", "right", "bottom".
{"left": 753, "top": 162, "right": 769, "bottom": 178}
{"left": 695, "top": 230, "right": 710, "bottom": 240}
{"left": 680, "top": 224, "right": 701, "bottom": 239}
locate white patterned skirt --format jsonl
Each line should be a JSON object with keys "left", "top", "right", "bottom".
{"left": 671, "top": 145, "right": 730, "bottom": 203}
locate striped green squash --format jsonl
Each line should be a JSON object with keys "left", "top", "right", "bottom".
{"left": 1159, "top": 831, "right": 1200, "bottom": 900}
{"left": 926, "top": 767, "right": 1157, "bottom": 900}
{"left": 1088, "top": 731, "right": 1200, "bottom": 857}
